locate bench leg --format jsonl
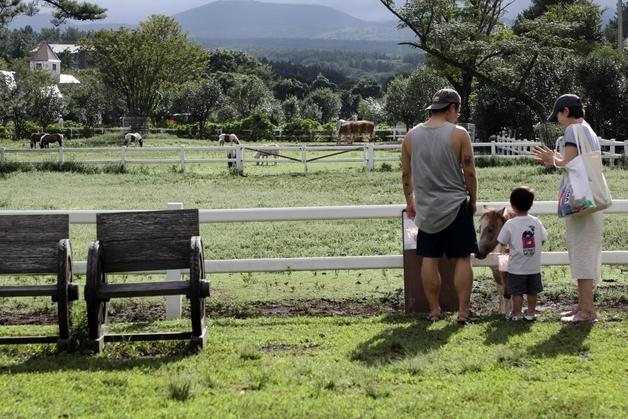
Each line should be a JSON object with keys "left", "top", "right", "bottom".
{"left": 190, "top": 327, "right": 207, "bottom": 351}
{"left": 85, "top": 336, "right": 105, "bottom": 353}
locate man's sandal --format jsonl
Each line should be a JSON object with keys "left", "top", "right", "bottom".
{"left": 457, "top": 312, "right": 478, "bottom": 325}
{"left": 427, "top": 312, "right": 442, "bottom": 321}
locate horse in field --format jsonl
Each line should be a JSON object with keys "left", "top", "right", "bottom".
{"left": 123, "top": 132, "right": 143, "bottom": 147}
{"left": 39, "top": 133, "right": 64, "bottom": 148}
{"left": 254, "top": 144, "right": 280, "bottom": 165}
{"left": 475, "top": 207, "right": 514, "bottom": 314}
{"left": 218, "top": 133, "right": 240, "bottom": 146}
{"left": 336, "top": 120, "right": 375, "bottom": 145}
{"left": 30, "top": 132, "right": 45, "bottom": 149}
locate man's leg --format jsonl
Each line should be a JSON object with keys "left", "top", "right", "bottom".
{"left": 453, "top": 256, "right": 473, "bottom": 319}
{"left": 421, "top": 257, "right": 442, "bottom": 317}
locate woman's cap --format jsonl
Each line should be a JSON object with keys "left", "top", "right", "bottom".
{"left": 425, "top": 88, "right": 461, "bottom": 110}
{"left": 547, "top": 94, "right": 582, "bottom": 122}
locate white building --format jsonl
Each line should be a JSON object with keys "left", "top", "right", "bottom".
{"left": 30, "top": 42, "right": 80, "bottom": 85}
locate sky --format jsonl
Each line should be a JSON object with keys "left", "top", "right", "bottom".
{"left": 48, "top": 0, "right": 532, "bottom": 23}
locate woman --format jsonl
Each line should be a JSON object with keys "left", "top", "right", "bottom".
{"left": 531, "top": 94, "right": 603, "bottom": 323}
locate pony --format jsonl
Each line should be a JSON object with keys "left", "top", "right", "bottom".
{"left": 123, "top": 132, "right": 143, "bottom": 147}
{"left": 30, "top": 132, "right": 45, "bottom": 149}
{"left": 218, "top": 133, "right": 240, "bottom": 146}
{"left": 254, "top": 144, "right": 280, "bottom": 165}
{"left": 336, "top": 120, "right": 375, "bottom": 145}
{"left": 476, "top": 207, "right": 514, "bottom": 314}
{"left": 39, "top": 133, "right": 64, "bottom": 148}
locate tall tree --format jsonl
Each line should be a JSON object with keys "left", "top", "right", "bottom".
{"left": 173, "top": 78, "right": 224, "bottom": 136}
{"left": 87, "top": 15, "right": 207, "bottom": 118}
{"left": 0, "top": 0, "right": 106, "bottom": 27}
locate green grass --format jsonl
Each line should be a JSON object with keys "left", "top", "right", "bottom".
{"left": 0, "top": 157, "right": 626, "bottom": 417}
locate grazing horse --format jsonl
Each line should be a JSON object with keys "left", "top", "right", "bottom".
{"left": 254, "top": 144, "right": 280, "bottom": 165}
{"left": 218, "top": 133, "right": 240, "bottom": 146}
{"left": 123, "top": 132, "right": 143, "bottom": 147}
{"left": 30, "top": 132, "right": 45, "bottom": 149}
{"left": 39, "top": 133, "right": 64, "bottom": 148}
{"left": 336, "top": 120, "right": 375, "bottom": 145}
{"left": 476, "top": 207, "right": 513, "bottom": 314}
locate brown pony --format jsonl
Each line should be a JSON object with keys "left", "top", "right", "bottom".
{"left": 476, "top": 207, "right": 513, "bottom": 314}
{"left": 40, "top": 133, "right": 64, "bottom": 148}
{"left": 30, "top": 132, "right": 45, "bottom": 149}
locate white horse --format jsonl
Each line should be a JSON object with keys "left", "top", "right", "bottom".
{"left": 218, "top": 133, "right": 240, "bottom": 146}
{"left": 254, "top": 144, "right": 280, "bottom": 165}
{"left": 123, "top": 132, "right": 143, "bottom": 147}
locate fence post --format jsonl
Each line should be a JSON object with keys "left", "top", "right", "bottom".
{"left": 121, "top": 146, "right": 127, "bottom": 168}
{"left": 179, "top": 145, "right": 186, "bottom": 173}
{"left": 301, "top": 145, "right": 308, "bottom": 174}
{"left": 165, "top": 202, "right": 184, "bottom": 320}
{"left": 0, "top": 147, "right": 4, "bottom": 163}
{"left": 491, "top": 141, "right": 496, "bottom": 156}
{"left": 235, "top": 145, "right": 244, "bottom": 175}
{"left": 58, "top": 146, "right": 64, "bottom": 164}
{"left": 610, "top": 139, "right": 616, "bottom": 166}
{"left": 366, "top": 144, "right": 375, "bottom": 172}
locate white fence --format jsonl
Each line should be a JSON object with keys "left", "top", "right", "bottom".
{"left": 2, "top": 140, "right": 625, "bottom": 173}
{"left": 2, "top": 200, "right": 627, "bottom": 318}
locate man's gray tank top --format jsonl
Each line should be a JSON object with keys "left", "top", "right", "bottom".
{"left": 409, "top": 122, "right": 468, "bottom": 233}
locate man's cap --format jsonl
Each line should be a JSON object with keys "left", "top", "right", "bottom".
{"left": 547, "top": 94, "right": 583, "bottom": 123}
{"left": 425, "top": 88, "right": 461, "bottom": 110}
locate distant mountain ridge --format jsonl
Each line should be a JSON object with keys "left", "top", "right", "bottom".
{"left": 172, "top": 0, "right": 410, "bottom": 41}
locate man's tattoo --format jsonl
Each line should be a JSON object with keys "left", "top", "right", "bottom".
{"left": 463, "top": 155, "right": 472, "bottom": 167}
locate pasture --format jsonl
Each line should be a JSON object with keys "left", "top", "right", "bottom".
{"left": 0, "top": 135, "right": 627, "bottom": 417}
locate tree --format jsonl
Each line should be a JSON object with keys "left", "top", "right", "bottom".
{"left": 65, "top": 70, "right": 107, "bottom": 127}
{"left": 384, "top": 67, "right": 447, "bottom": 129}
{"left": 357, "top": 97, "right": 385, "bottom": 124}
{"left": 32, "top": 84, "right": 64, "bottom": 130}
{"left": 281, "top": 96, "right": 300, "bottom": 122}
{"left": 206, "top": 49, "right": 272, "bottom": 81}
{"left": 174, "top": 78, "right": 224, "bottom": 136}
{"left": 302, "top": 88, "right": 341, "bottom": 123}
{"left": 87, "top": 15, "right": 206, "bottom": 118}
{"left": 0, "top": 0, "right": 106, "bottom": 27}
{"left": 227, "top": 74, "right": 273, "bottom": 118}
{"left": 352, "top": 77, "right": 383, "bottom": 99}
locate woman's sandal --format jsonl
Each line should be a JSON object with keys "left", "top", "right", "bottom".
{"left": 560, "top": 312, "right": 597, "bottom": 324}
{"left": 427, "top": 312, "right": 442, "bottom": 321}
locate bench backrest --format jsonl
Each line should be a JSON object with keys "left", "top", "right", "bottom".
{"left": 96, "top": 209, "right": 199, "bottom": 273}
{"left": 0, "top": 214, "right": 69, "bottom": 274}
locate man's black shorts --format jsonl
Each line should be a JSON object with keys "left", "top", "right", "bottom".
{"left": 416, "top": 200, "right": 479, "bottom": 259}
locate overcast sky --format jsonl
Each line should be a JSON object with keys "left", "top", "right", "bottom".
{"left": 51, "top": 0, "right": 531, "bottom": 23}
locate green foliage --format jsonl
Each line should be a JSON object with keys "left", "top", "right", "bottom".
{"left": 281, "top": 118, "right": 321, "bottom": 139}
{"left": 224, "top": 114, "right": 276, "bottom": 141}
{"left": 173, "top": 78, "right": 225, "bottom": 136}
{"left": 86, "top": 15, "right": 207, "bottom": 118}
{"left": 0, "top": 0, "right": 105, "bottom": 28}
{"left": 302, "top": 88, "right": 341, "bottom": 123}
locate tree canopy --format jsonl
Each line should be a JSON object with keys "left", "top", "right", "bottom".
{"left": 0, "top": 0, "right": 106, "bottom": 27}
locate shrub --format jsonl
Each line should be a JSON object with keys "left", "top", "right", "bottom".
{"left": 281, "top": 118, "right": 322, "bottom": 141}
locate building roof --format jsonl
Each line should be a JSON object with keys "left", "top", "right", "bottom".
{"left": 59, "top": 74, "right": 80, "bottom": 84}
{"left": 31, "top": 42, "right": 61, "bottom": 62}
{"left": 31, "top": 43, "right": 82, "bottom": 55}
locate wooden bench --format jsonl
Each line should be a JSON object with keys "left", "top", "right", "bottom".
{"left": 84, "top": 209, "right": 210, "bottom": 352}
{"left": 0, "top": 215, "right": 78, "bottom": 349}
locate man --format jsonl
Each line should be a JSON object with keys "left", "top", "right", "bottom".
{"left": 401, "top": 88, "right": 479, "bottom": 323}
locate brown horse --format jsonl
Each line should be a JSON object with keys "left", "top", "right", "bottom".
{"left": 30, "top": 132, "right": 45, "bottom": 149}
{"left": 476, "top": 207, "right": 513, "bottom": 314}
{"left": 40, "top": 133, "right": 64, "bottom": 148}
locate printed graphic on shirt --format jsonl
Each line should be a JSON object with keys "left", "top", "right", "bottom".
{"left": 521, "top": 225, "right": 536, "bottom": 256}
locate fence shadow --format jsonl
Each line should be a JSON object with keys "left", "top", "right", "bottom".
{"left": 483, "top": 316, "right": 533, "bottom": 346}
{"left": 350, "top": 314, "right": 464, "bottom": 366}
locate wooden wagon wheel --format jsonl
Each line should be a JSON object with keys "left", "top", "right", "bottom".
{"left": 56, "top": 239, "right": 76, "bottom": 340}
{"left": 189, "top": 236, "right": 207, "bottom": 338}
{"left": 86, "top": 241, "right": 107, "bottom": 340}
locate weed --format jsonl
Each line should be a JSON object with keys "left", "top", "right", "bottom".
{"left": 168, "top": 374, "right": 195, "bottom": 401}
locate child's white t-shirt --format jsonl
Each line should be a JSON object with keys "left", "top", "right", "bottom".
{"left": 497, "top": 215, "right": 548, "bottom": 275}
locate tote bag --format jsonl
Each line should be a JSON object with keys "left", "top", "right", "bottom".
{"left": 557, "top": 124, "right": 612, "bottom": 217}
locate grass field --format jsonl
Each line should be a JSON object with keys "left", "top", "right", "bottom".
{"left": 0, "top": 136, "right": 627, "bottom": 417}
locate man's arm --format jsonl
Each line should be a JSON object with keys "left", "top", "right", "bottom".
{"left": 456, "top": 128, "right": 477, "bottom": 214}
{"left": 401, "top": 134, "right": 415, "bottom": 219}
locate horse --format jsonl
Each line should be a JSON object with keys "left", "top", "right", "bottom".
{"left": 476, "top": 206, "right": 514, "bottom": 314}
{"left": 254, "top": 144, "right": 280, "bottom": 165}
{"left": 336, "top": 120, "right": 375, "bottom": 145}
{"left": 218, "top": 133, "right": 240, "bottom": 146}
{"left": 30, "top": 132, "right": 45, "bottom": 149}
{"left": 123, "top": 132, "right": 143, "bottom": 147}
{"left": 39, "top": 133, "right": 64, "bottom": 148}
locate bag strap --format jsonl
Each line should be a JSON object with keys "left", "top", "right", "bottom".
{"left": 573, "top": 124, "right": 594, "bottom": 154}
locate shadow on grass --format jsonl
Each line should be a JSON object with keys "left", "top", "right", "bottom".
{"left": 527, "top": 323, "right": 594, "bottom": 358}
{"left": 483, "top": 317, "right": 533, "bottom": 346}
{"left": 350, "top": 314, "right": 463, "bottom": 366}
{"left": 0, "top": 341, "right": 195, "bottom": 375}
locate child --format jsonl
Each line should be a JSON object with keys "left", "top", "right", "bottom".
{"left": 497, "top": 187, "right": 548, "bottom": 321}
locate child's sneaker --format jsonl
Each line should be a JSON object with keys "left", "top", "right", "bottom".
{"left": 509, "top": 313, "right": 522, "bottom": 322}
{"left": 523, "top": 311, "right": 536, "bottom": 322}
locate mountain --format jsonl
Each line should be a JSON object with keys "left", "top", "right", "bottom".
{"left": 7, "top": 14, "right": 134, "bottom": 32}
{"left": 172, "top": 0, "right": 411, "bottom": 41}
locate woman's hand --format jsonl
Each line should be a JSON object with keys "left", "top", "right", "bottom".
{"left": 531, "top": 145, "right": 559, "bottom": 167}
